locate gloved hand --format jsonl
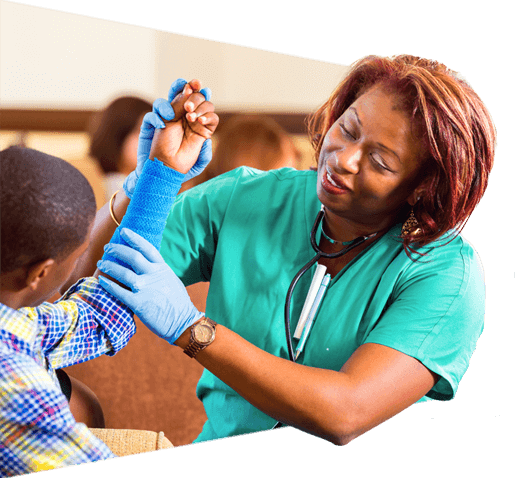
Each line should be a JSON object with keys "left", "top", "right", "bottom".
{"left": 185, "top": 135, "right": 212, "bottom": 182}
{"left": 97, "top": 228, "right": 204, "bottom": 344}
{"left": 123, "top": 78, "right": 213, "bottom": 198}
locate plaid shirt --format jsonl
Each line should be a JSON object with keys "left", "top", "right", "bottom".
{"left": 0, "top": 277, "right": 135, "bottom": 475}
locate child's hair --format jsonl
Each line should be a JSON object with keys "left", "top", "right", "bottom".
{"left": 0, "top": 146, "right": 97, "bottom": 273}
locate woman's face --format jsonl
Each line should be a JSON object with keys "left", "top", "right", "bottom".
{"left": 317, "top": 85, "right": 425, "bottom": 232}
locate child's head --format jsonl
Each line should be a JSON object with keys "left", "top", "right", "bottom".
{"left": 0, "top": 146, "right": 97, "bottom": 307}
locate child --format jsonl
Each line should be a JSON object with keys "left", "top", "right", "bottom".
{"left": 0, "top": 79, "right": 217, "bottom": 474}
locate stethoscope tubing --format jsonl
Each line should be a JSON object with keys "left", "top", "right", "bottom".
{"left": 273, "top": 207, "right": 376, "bottom": 430}
{"left": 283, "top": 206, "right": 375, "bottom": 363}
{"left": 283, "top": 252, "right": 321, "bottom": 362}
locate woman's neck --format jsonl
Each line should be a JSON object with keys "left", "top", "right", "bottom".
{"left": 322, "top": 208, "right": 392, "bottom": 243}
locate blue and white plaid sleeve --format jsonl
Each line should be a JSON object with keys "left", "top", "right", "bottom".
{"left": 0, "top": 344, "right": 115, "bottom": 474}
{"left": 21, "top": 276, "right": 135, "bottom": 370}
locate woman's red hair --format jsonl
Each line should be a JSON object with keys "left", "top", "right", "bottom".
{"left": 307, "top": 55, "right": 496, "bottom": 253}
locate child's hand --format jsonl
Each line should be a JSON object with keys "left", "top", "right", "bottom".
{"left": 123, "top": 78, "right": 189, "bottom": 198}
{"left": 149, "top": 79, "right": 219, "bottom": 175}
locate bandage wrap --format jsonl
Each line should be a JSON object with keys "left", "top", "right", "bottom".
{"left": 103, "top": 159, "right": 184, "bottom": 266}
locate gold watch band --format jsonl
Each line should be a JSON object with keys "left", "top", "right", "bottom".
{"left": 183, "top": 340, "right": 204, "bottom": 358}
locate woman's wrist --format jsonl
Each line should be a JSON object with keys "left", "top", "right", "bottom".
{"left": 174, "top": 318, "right": 204, "bottom": 349}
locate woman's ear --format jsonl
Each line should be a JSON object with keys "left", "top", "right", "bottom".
{"left": 407, "top": 190, "right": 422, "bottom": 206}
{"left": 407, "top": 178, "right": 430, "bottom": 206}
{"left": 26, "top": 259, "right": 55, "bottom": 291}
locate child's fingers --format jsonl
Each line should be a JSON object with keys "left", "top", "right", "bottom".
{"left": 185, "top": 100, "right": 215, "bottom": 123}
{"left": 199, "top": 112, "right": 218, "bottom": 131}
{"left": 185, "top": 80, "right": 210, "bottom": 102}
{"left": 184, "top": 92, "right": 212, "bottom": 115}
{"left": 187, "top": 79, "right": 202, "bottom": 92}
{"left": 169, "top": 82, "right": 199, "bottom": 120}
{"left": 187, "top": 112, "right": 219, "bottom": 138}
{"left": 168, "top": 80, "right": 209, "bottom": 121}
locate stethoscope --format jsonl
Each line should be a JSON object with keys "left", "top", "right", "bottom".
{"left": 282, "top": 204, "right": 378, "bottom": 363}
{"left": 272, "top": 205, "right": 377, "bottom": 430}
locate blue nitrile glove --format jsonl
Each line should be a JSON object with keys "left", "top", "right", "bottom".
{"left": 97, "top": 228, "right": 204, "bottom": 344}
{"left": 182, "top": 84, "right": 213, "bottom": 183}
{"left": 186, "top": 136, "right": 212, "bottom": 182}
{"left": 123, "top": 79, "right": 213, "bottom": 198}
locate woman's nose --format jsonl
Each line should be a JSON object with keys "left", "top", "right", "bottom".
{"left": 335, "top": 146, "right": 362, "bottom": 175}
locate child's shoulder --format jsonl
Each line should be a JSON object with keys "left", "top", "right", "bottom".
{"left": 0, "top": 304, "right": 36, "bottom": 358}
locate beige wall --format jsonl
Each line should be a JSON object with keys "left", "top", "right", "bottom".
{"left": 1, "top": 2, "right": 347, "bottom": 180}
{"left": 1, "top": 2, "right": 349, "bottom": 112}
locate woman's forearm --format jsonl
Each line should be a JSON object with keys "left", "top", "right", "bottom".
{"left": 61, "top": 190, "right": 130, "bottom": 293}
{"left": 174, "top": 322, "right": 437, "bottom": 445}
{"left": 175, "top": 323, "right": 358, "bottom": 444}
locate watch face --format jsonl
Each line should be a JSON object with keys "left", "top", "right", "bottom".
{"left": 193, "top": 323, "right": 214, "bottom": 345}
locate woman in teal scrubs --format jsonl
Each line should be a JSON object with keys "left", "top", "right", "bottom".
{"left": 87, "top": 55, "right": 497, "bottom": 445}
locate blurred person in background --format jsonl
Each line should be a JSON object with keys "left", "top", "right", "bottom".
{"left": 180, "top": 113, "right": 301, "bottom": 193}
{"left": 89, "top": 96, "right": 152, "bottom": 201}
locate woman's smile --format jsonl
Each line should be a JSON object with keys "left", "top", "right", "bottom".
{"left": 321, "top": 163, "right": 352, "bottom": 195}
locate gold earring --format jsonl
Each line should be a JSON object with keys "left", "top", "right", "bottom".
{"left": 401, "top": 209, "right": 421, "bottom": 237}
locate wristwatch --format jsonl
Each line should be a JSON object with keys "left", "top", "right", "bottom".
{"left": 183, "top": 317, "right": 217, "bottom": 358}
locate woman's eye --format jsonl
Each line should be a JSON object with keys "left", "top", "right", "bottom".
{"left": 370, "top": 153, "right": 392, "bottom": 172}
{"left": 340, "top": 124, "right": 355, "bottom": 139}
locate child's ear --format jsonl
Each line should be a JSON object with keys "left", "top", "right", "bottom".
{"left": 26, "top": 259, "right": 55, "bottom": 291}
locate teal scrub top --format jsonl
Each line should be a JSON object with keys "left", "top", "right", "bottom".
{"left": 160, "top": 166, "right": 485, "bottom": 442}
